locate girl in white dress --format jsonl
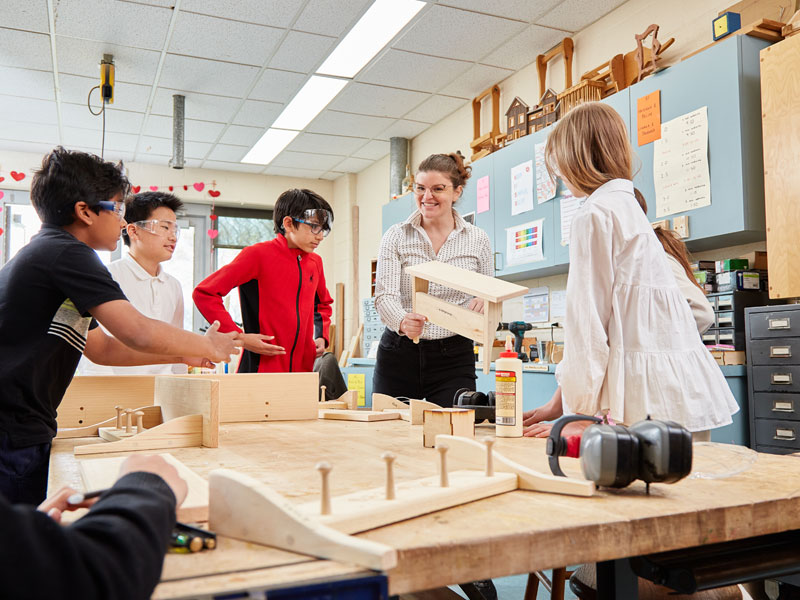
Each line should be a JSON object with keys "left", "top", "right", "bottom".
{"left": 522, "top": 102, "right": 738, "bottom": 439}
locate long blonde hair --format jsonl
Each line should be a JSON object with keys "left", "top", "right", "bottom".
{"left": 544, "top": 102, "right": 632, "bottom": 197}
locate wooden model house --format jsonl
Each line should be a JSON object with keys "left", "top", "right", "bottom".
{"left": 527, "top": 106, "right": 543, "bottom": 134}
{"left": 505, "top": 97, "right": 530, "bottom": 141}
{"left": 527, "top": 89, "right": 561, "bottom": 132}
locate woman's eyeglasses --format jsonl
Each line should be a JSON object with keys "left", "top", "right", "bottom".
{"left": 412, "top": 184, "right": 452, "bottom": 198}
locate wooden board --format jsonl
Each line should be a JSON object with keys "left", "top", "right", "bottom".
{"left": 334, "top": 282, "right": 345, "bottom": 358}
{"left": 155, "top": 376, "right": 219, "bottom": 447}
{"left": 319, "top": 410, "right": 400, "bottom": 422}
{"left": 414, "top": 292, "right": 487, "bottom": 345}
{"left": 74, "top": 414, "right": 203, "bottom": 455}
{"left": 761, "top": 34, "right": 800, "bottom": 298}
{"left": 422, "top": 409, "right": 474, "bottom": 448}
{"left": 318, "top": 400, "right": 347, "bottom": 409}
{"left": 721, "top": 0, "right": 794, "bottom": 26}
{"left": 372, "top": 394, "right": 409, "bottom": 411}
{"left": 58, "top": 375, "right": 156, "bottom": 428}
{"left": 79, "top": 453, "right": 209, "bottom": 522}
{"left": 56, "top": 405, "right": 162, "bottom": 439}
{"left": 405, "top": 261, "right": 528, "bottom": 303}
{"left": 384, "top": 409, "right": 411, "bottom": 422}
{"left": 410, "top": 399, "right": 440, "bottom": 425}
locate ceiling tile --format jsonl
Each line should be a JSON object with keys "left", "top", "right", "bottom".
{"left": 535, "top": 0, "right": 628, "bottom": 32}
{"left": 286, "top": 132, "right": 367, "bottom": 156}
{"left": 435, "top": 0, "right": 561, "bottom": 23}
{"left": 128, "top": 0, "right": 175, "bottom": 7}
{"left": 104, "top": 131, "right": 141, "bottom": 152}
{"left": 144, "top": 114, "right": 227, "bottom": 143}
{"left": 358, "top": 49, "right": 470, "bottom": 94}
{"left": 151, "top": 88, "right": 242, "bottom": 123}
{"left": 2, "top": 0, "right": 49, "bottom": 33}
{"left": 54, "top": 0, "right": 172, "bottom": 51}
{"left": 60, "top": 103, "right": 144, "bottom": 134}
{"left": 293, "top": 0, "right": 372, "bottom": 36}
{"left": 206, "top": 144, "right": 249, "bottom": 162}
{"left": 270, "top": 151, "right": 344, "bottom": 171}
{"left": 55, "top": 37, "right": 161, "bottom": 85}
{"left": 0, "top": 140, "right": 57, "bottom": 157}
{"left": 232, "top": 99, "right": 283, "bottom": 128}
{"left": 264, "top": 165, "right": 326, "bottom": 179}
{"left": 268, "top": 30, "right": 336, "bottom": 73}
{"left": 351, "top": 139, "right": 389, "bottom": 161}
{"left": 62, "top": 126, "right": 106, "bottom": 149}
{"left": 138, "top": 136, "right": 174, "bottom": 156}
{"left": 393, "top": 5, "right": 526, "bottom": 63}
{"left": 306, "top": 110, "right": 395, "bottom": 138}
{"left": 159, "top": 54, "right": 260, "bottom": 97}
{"left": 437, "top": 63, "right": 513, "bottom": 99}
{"left": 319, "top": 171, "right": 344, "bottom": 181}
{"left": 185, "top": 140, "right": 213, "bottom": 159}
{"left": 219, "top": 125, "right": 263, "bottom": 146}
{"left": 59, "top": 74, "right": 150, "bottom": 112}
{"left": 134, "top": 153, "right": 172, "bottom": 167}
{"left": 249, "top": 69, "right": 307, "bottom": 104}
{"left": 480, "top": 24, "right": 566, "bottom": 71}
{"left": 0, "top": 120, "right": 59, "bottom": 144}
{"left": 169, "top": 12, "right": 283, "bottom": 66}
{"left": 0, "top": 29, "right": 52, "bottom": 70}
{"left": 403, "top": 94, "right": 465, "bottom": 123}
{"left": 375, "top": 119, "right": 429, "bottom": 141}
{"left": 102, "top": 150, "right": 135, "bottom": 163}
{"left": 0, "top": 67, "right": 54, "bottom": 101}
{"left": 181, "top": 0, "right": 304, "bottom": 28}
{"left": 328, "top": 83, "right": 429, "bottom": 119}
{"left": 0, "top": 95, "right": 58, "bottom": 125}
{"left": 201, "top": 159, "right": 265, "bottom": 173}
{"left": 333, "top": 156, "right": 374, "bottom": 173}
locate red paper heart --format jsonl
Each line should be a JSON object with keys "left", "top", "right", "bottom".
{"left": 193, "top": 182, "right": 205, "bottom": 192}
{"left": 132, "top": 185, "right": 141, "bottom": 193}
{"left": 168, "top": 186, "right": 173, "bottom": 191}
{"left": 209, "top": 214, "right": 218, "bottom": 221}
{"left": 0, "top": 227, "right": 4, "bottom": 236}
{"left": 207, "top": 229, "right": 218, "bottom": 239}
{"left": 208, "top": 190, "right": 220, "bottom": 198}
{"left": 0, "top": 176, "right": 5, "bottom": 182}
{"left": 149, "top": 186, "right": 158, "bottom": 191}
{"left": 183, "top": 185, "right": 188, "bottom": 191}
{"left": 0, "top": 191, "right": 4, "bottom": 200}
{"left": 10, "top": 171, "right": 25, "bottom": 182}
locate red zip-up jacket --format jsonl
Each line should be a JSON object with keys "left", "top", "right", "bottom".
{"left": 193, "top": 234, "right": 332, "bottom": 373}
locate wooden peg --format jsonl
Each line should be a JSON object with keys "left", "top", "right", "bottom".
{"left": 316, "top": 462, "right": 332, "bottom": 515}
{"left": 381, "top": 451, "right": 396, "bottom": 500}
{"left": 437, "top": 444, "right": 449, "bottom": 488}
{"left": 483, "top": 438, "right": 495, "bottom": 477}
{"left": 114, "top": 406, "right": 123, "bottom": 430}
{"left": 320, "top": 385, "right": 327, "bottom": 402}
{"left": 125, "top": 409, "right": 133, "bottom": 434}
{"left": 135, "top": 411, "right": 145, "bottom": 433}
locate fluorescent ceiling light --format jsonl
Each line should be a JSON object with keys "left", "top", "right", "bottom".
{"left": 241, "top": 128, "right": 299, "bottom": 165}
{"left": 271, "top": 76, "right": 348, "bottom": 131}
{"left": 317, "top": 0, "right": 425, "bottom": 78}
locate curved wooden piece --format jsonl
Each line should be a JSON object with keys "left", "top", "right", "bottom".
{"left": 434, "top": 434, "right": 595, "bottom": 497}
{"left": 74, "top": 414, "right": 202, "bottom": 455}
{"left": 56, "top": 405, "right": 162, "bottom": 439}
{"left": 410, "top": 399, "right": 440, "bottom": 425}
{"left": 372, "top": 393, "right": 409, "bottom": 411}
{"left": 209, "top": 469, "right": 397, "bottom": 572}
{"left": 337, "top": 390, "right": 358, "bottom": 410}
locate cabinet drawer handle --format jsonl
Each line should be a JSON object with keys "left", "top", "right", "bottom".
{"left": 773, "top": 399, "right": 794, "bottom": 412}
{"left": 493, "top": 252, "right": 503, "bottom": 272}
{"left": 718, "top": 317, "right": 733, "bottom": 326}
{"left": 702, "top": 333, "right": 716, "bottom": 342}
{"left": 718, "top": 334, "right": 733, "bottom": 342}
{"left": 770, "top": 346, "right": 792, "bottom": 358}
{"left": 771, "top": 373, "right": 793, "bottom": 385}
{"left": 774, "top": 427, "right": 796, "bottom": 441}
{"left": 769, "top": 317, "right": 791, "bottom": 330}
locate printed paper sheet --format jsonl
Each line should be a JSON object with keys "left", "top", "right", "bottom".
{"left": 511, "top": 160, "right": 534, "bottom": 215}
{"left": 523, "top": 287, "right": 549, "bottom": 323}
{"left": 506, "top": 219, "right": 544, "bottom": 266}
{"left": 535, "top": 142, "right": 556, "bottom": 203}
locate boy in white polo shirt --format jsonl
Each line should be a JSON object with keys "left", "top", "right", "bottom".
{"left": 81, "top": 191, "right": 187, "bottom": 375}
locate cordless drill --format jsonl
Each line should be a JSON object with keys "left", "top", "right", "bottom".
{"left": 497, "top": 321, "right": 533, "bottom": 361}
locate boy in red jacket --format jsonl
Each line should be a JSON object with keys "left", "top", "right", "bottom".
{"left": 193, "top": 189, "right": 334, "bottom": 373}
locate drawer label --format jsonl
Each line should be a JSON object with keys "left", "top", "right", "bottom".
{"left": 770, "top": 346, "right": 791, "bottom": 358}
{"left": 772, "top": 373, "right": 793, "bottom": 384}
{"left": 769, "top": 318, "right": 791, "bottom": 330}
{"left": 775, "top": 428, "right": 796, "bottom": 440}
{"left": 773, "top": 400, "right": 794, "bottom": 412}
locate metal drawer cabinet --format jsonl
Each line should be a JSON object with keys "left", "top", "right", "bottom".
{"left": 752, "top": 393, "right": 800, "bottom": 421}
{"left": 752, "top": 365, "right": 800, "bottom": 393}
{"left": 754, "top": 419, "right": 800, "bottom": 450}
{"left": 748, "top": 307, "right": 800, "bottom": 339}
{"left": 749, "top": 338, "right": 800, "bottom": 365}
{"left": 755, "top": 444, "right": 799, "bottom": 455}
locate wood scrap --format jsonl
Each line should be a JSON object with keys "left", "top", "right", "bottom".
{"left": 410, "top": 399, "right": 440, "bottom": 425}
{"left": 56, "top": 405, "right": 162, "bottom": 439}
{"left": 319, "top": 410, "right": 400, "bottom": 422}
{"left": 74, "top": 414, "right": 203, "bottom": 455}
{"left": 372, "top": 393, "right": 409, "bottom": 411}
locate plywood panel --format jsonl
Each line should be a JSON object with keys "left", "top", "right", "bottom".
{"left": 58, "top": 376, "right": 156, "bottom": 428}
{"left": 761, "top": 36, "right": 800, "bottom": 298}
{"left": 406, "top": 261, "right": 528, "bottom": 303}
{"left": 155, "top": 376, "right": 219, "bottom": 447}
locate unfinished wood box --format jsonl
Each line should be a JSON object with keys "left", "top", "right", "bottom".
{"left": 423, "top": 408, "right": 475, "bottom": 448}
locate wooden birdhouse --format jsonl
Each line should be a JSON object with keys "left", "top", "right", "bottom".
{"left": 505, "top": 96, "right": 530, "bottom": 141}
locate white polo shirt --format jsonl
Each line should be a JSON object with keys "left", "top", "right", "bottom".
{"left": 80, "top": 255, "right": 188, "bottom": 375}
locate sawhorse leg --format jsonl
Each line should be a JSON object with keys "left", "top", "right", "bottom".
{"left": 597, "top": 558, "right": 638, "bottom": 599}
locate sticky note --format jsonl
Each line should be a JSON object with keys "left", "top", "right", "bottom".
{"left": 637, "top": 90, "right": 661, "bottom": 146}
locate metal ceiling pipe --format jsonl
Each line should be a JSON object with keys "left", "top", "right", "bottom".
{"left": 170, "top": 94, "right": 185, "bottom": 169}
{"left": 389, "top": 137, "right": 409, "bottom": 198}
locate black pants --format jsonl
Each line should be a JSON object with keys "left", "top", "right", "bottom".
{"left": 314, "top": 352, "right": 348, "bottom": 401}
{"left": 0, "top": 432, "right": 51, "bottom": 505}
{"left": 372, "top": 329, "right": 477, "bottom": 407}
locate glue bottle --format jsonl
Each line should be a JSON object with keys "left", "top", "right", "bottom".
{"left": 495, "top": 334, "right": 523, "bottom": 437}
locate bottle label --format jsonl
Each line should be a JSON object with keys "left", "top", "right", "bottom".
{"left": 495, "top": 370, "right": 517, "bottom": 425}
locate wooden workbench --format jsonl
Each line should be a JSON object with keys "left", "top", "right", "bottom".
{"left": 50, "top": 420, "right": 800, "bottom": 597}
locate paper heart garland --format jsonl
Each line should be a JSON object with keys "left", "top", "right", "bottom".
{"left": 193, "top": 182, "right": 205, "bottom": 192}
{"left": 168, "top": 186, "right": 173, "bottom": 191}
{"left": 208, "top": 190, "right": 220, "bottom": 198}
{"left": 0, "top": 227, "right": 4, "bottom": 236}
{"left": 207, "top": 229, "right": 218, "bottom": 239}
{"left": 0, "top": 191, "right": 4, "bottom": 200}
{"left": 0, "top": 176, "right": 5, "bottom": 182}
{"left": 183, "top": 185, "right": 188, "bottom": 191}
{"left": 132, "top": 185, "right": 141, "bottom": 193}
{"left": 149, "top": 186, "right": 158, "bottom": 191}
{"left": 10, "top": 171, "right": 25, "bottom": 182}
{"left": 209, "top": 214, "right": 218, "bottom": 221}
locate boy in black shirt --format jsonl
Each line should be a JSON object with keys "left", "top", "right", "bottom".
{"left": 0, "top": 147, "right": 240, "bottom": 504}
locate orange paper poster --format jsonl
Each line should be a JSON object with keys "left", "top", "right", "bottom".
{"left": 637, "top": 90, "right": 661, "bottom": 146}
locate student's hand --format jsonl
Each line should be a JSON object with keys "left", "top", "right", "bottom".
{"left": 236, "top": 332, "right": 286, "bottom": 356}
{"left": 400, "top": 313, "right": 427, "bottom": 338}
{"left": 181, "top": 357, "right": 215, "bottom": 369}
{"left": 523, "top": 422, "right": 554, "bottom": 438}
{"left": 467, "top": 298, "right": 485, "bottom": 313}
{"left": 38, "top": 486, "right": 99, "bottom": 524}
{"left": 118, "top": 454, "right": 188, "bottom": 506}
{"left": 315, "top": 337, "right": 326, "bottom": 358}
{"left": 204, "top": 321, "right": 243, "bottom": 362}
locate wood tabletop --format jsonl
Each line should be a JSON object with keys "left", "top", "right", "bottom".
{"left": 50, "top": 419, "right": 800, "bottom": 596}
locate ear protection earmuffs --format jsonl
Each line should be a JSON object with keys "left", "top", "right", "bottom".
{"left": 453, "top": 388, "right": 496, "bottom": 423}
{"left": 546, "top": 414, "right": 693, "bottom": 490}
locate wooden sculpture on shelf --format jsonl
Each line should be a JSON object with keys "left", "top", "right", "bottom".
{"left": 505, "top": 96, "right": 530, "bottom": 142}
{"left": 469, "top": 84, "right": 502, "bottom": 162}
{"left": 581, "top": 54, "right": 626, "bottom": 98}
{"left": 536, "top": 37, "right": 574, "bottom": 99}
{"left": 557, "top": 80, "right": 604, "bottom": 117}
{"left": 626, "top": 24, "right": 674, "bottom": 86}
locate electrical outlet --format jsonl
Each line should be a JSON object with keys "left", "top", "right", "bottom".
{"left": 651, "top": 219, "right": 670, "bottom": 231}
{"left": 673, "top": 215, "right": 689, "bottom": 239}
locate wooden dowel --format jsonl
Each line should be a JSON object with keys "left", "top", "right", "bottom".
{"left": 320, "top": 385, "right": 327, "bottom": 402}
{"left": 437, "top": 444, "right": 449, "bottom": 488}
{"left": 316, "top": 462, "right": 332, "bottom": 515}
{"left": 115, "top": 405, "right": 123, "bottom": 430}
{"left": 381, "top": 451, "right": 396, "bottom": 500}
{"left": 484, "top": 438, "right": 495, "bottom": 477}
{"left": 135, "top": 411, "right": 145, "bottom": 433}
{"left": 125, "top": 409, "right": 133, "bottom": 434}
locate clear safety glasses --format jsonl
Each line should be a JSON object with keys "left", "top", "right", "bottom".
{"left": 293, "top": 208, "right": 333, "bottom": 237}
{"left": 133, "top": 219, "right": 181, "bottom": 240}
{"left": 96, "top": 200, "right": 126, "bottom": 220}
